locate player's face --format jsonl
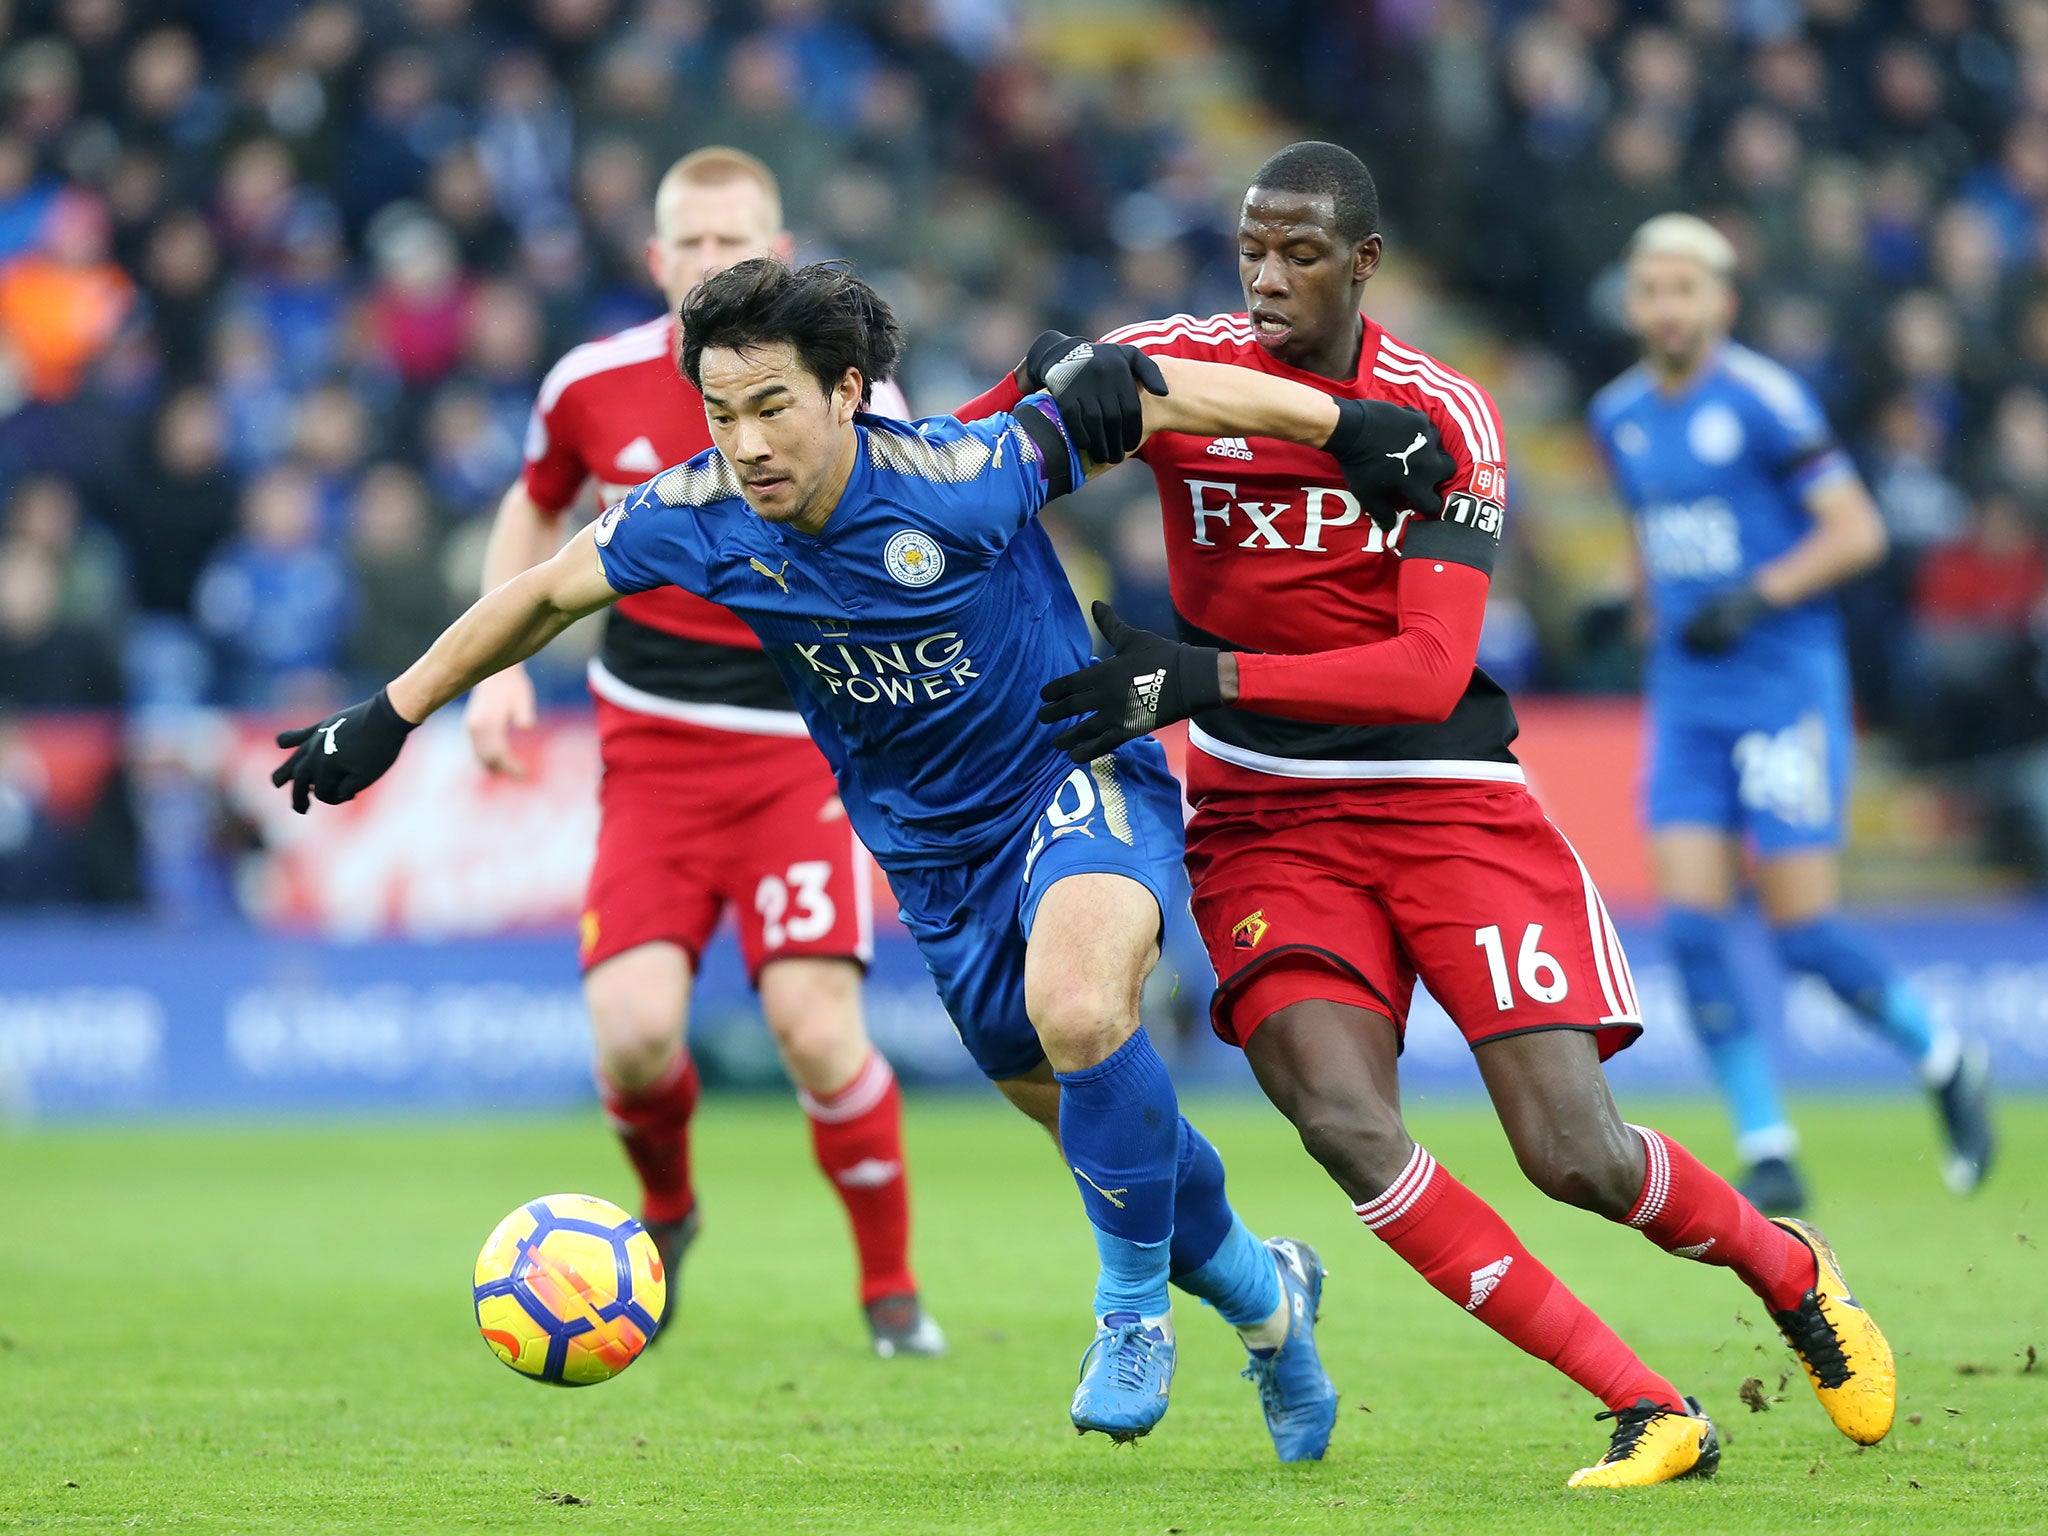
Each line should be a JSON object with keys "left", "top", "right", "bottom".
{"left": 1624, "top": 252, "right": 1735, "bottom": 373}
{"left": 699, "top": 342, "right": 863, "bottom": 532}
{"left": 1237, "top": 187, "right": 1380, "bottom": 367}
{"left": 648, "top": 180, "right": 793, "bottom": 311}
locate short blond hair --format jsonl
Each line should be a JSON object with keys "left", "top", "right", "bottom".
{"left": 655, "top": 146, "right": 783, "bottom": 233}
{"left": 1626, "top": 212, "right": 1737, "bottom": 279}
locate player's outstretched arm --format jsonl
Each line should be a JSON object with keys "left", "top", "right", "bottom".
{"left": 467, "top": 478, "right": 576, "bottom": 776}
{"left": 1124, "top": 358, "right": 1453, "bottom": 524}
{"left": 270, "top": 524, "right": 620, "bottom": 813}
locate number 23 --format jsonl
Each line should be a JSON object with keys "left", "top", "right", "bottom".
{"left": 757, "top": 862, "right": 836, "bottom": 949}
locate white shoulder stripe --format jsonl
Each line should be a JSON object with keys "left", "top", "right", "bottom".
{"left": 1102, "top": 313, "right": 1253, "bottom": 349}
{"left": 535, "top": 317, "right": 673, "bottom": 415}
{"left": 1379, "top": 339, "right": 1500, "bottom": 459}
{"left": 1374, "top": 363, "right": 1489, "bottom": 468}
{"left": 1379, "top": 338, "right": 1501, "bottom": 460}
{"left": 1722, "top": 345, "right": 1820, "bottom": 430}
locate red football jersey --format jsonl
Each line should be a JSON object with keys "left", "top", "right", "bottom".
{"left": 1100, "top": 310, "right": 1520, "bottom": 800}
{"left": 524, "top": 315, "right": 758, "bottom": 654}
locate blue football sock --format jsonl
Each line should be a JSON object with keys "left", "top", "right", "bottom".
{"left": 1055, "top": 1028, "right": 1179, "bottom": 1319}
{"left": 1773, "top": 915, "right": 1946, "bottom": 1067}
{"left": 1166, "top": 1121, "right": 1282, "bottom": 1336}
{"left": 1167, "top": 1118, "right": 1231, "bottom": 1277}
{"left": 1666, "top": 908, "right": 1797, "bottom": 1161}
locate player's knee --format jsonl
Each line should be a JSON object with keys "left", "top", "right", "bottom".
{"left": 762, "top": 965, "right": 860, "bottom": 1054}
{"left": 1029, "top": 976, "right": 1140, "bottom": 1067}
{"left": 1515, "top": 1121, "right": 1641, "bottom": 1217}
{"left": 591, "top": 1010, "right": 682, "bottom": 1091}
{"left": 587, "top": 983, "right": 686, "bottom": 1090}
{"left": 1291, "top": 1093, "right": 1411, "bottom": 1202}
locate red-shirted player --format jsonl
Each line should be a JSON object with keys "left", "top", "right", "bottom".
{"left": 967, "top": 142, "right": 1896, "bottom": 1484}
{"left": 464, "top": 148, "right": 942, "bottom": 1358}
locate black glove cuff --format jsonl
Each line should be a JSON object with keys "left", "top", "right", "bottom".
{"left": 1180, "top": 646, "right": 1226, "bottom": 717}
{"left": 373, "top": 688, "right": 419, "bottom": 735}
{"left": 1017, "top": 330, "right": 1074, "bottom": 394}
{"left": 1322, "top": 397, "right": 1371, "bottom": 461}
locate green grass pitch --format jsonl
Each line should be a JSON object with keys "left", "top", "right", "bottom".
{"left": 2, "top": 1093, "right": 2042, "bottom": 1533}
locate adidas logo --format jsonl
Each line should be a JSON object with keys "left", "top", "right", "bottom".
{"left": 1130, "top": 668, "right": 1167, "bottom": 719}
{"left": 1465, "top": 1255, "right": 1513, "bottom": 1311}
{"left": 833, "top": 1157, "right": 902, "bottom": 1189}
{"left": 1205, "top": 436, "right": 1253, "bottom": 460}
{"left": 614, "top": 435, "right": 662, "bottom": 475}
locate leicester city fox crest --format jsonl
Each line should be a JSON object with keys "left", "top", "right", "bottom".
{"left": 884, "top": 529, "right": 945, "bottom": 587}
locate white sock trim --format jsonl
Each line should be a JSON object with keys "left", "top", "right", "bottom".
{"left": 798, "top": 1050, "right": 894, "bottom": 1123}
{"left": 1918, "top": 1029, "right": 1963, "bottom": 1089}
{"left": 1624, "top": 1124, "right": 1670, "bottom": 1229}
{"left": 1352, "top": 1144, "right": 1439, "bottom": 1231}
{"left": 1734, "top": 1124, "right": 1802, "bottom": 1165}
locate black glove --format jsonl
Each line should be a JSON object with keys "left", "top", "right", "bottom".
{"left": 271, "top": 689, "right": 417, "bottom": 814}
{"left": 1324, "top": 398, "right": 1456, "bottom": 530}
{"left": 1016, "top": 330, "right": 1168, "bottom": 467}
{"left": 1681, "top": 585, "right": 1772, "bottom": 655}
{"left": 1037, "top": 601, "right": 1223, "bottom": 762}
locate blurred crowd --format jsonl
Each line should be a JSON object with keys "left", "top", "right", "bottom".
{"left": 14, "top": 0, "right": 2048, "bottom": 896}
{"left": 0, "top": 0, "right": 1245, "bottom": 733}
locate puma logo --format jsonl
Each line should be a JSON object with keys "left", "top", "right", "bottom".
{"left": 321, "top": 721, "right": 344, "bottom": 754}
{"left": 750, "top": 557, "right": 791, "bottom": 593}
{"left": 1388, "top": 431, "right": 1427, "bottom": 472}
{"left": 1071, "top": 1166, "right": 1128, "bottom": 1209}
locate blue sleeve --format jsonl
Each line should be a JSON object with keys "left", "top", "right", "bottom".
{"left": 591, "top": 475, "right": 715, "bottom": 597}
{"left": 1737, "top": 365, "right": 1854, "bottom": 495}
{"left": 1584, "top": 406, "right": 1634, "bottom": 509}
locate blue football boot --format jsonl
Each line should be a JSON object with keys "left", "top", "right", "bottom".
{"left": 1241, "top": 1237, "right": 1339, "bottom": 1462}
{"left": 1071, "top": 1312, "right": 1175, "bottom": 1442}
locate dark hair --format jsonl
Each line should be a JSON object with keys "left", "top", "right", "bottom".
{"left": 678, "top": 258, "right": 902, "bottom": 406}
{"left": 1249, "top": 141, "right": 1381, "bottom": 247}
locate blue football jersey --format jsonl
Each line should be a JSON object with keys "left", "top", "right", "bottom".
{"left": 593, "top": 395, "right": 1096, "bottom": 870}
{"left": 1588, "top": 342, "right": 1857, "bottom": 720}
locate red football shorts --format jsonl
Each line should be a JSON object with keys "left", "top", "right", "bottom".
{"left": 1184, "top": 781, "right": 1642, "bottom": 1060}
{"left": 580, "top": 697, "right": 873, "bottom": 980}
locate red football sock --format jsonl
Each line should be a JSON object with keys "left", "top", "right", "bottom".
{"left": 1357, "top": 1145, "right": 1685, "bottom": 1412}
{"left": 599, "top": 1049, "right": 700, "bottom": 1226}
{"left": 1624, "top": 1125, "right": 1818, "bottom": 1313}
{"left": 801, "top": 1051, "right": 916, "bottom": 1306}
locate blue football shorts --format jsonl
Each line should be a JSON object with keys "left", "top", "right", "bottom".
{"left": 884, "top": 737, "right": 1187, "bottom": 1081}
{"left": 1645, "top": 682, "right": 1854, "bottom": 854}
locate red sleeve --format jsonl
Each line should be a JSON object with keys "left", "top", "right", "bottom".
{"left": 1230, "top": 558, "right": 1489, "bottom": 725}
{"left": 521, "top": 376, "right": 588, "bottom": 516}
{"left": 954, "top": 371, "right": 1026, "bottom": 421}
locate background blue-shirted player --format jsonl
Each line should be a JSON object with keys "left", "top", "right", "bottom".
{"left": 1589, "top": 214, "right": 1995, "bottom": 1215}
{"left": 263, "top": 257, "right": 1441, "bottom": 1456}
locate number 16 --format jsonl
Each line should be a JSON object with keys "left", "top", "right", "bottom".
{"left": 1474, "top": 924, "right": 1569, "bottom": 1010}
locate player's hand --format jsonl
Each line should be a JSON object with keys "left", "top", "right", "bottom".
{"left": 1037, "top": 601, "right": 1223, "bottom": 762}
{"left": 1324, "top": 399, "right": 1455, "bottom": 529}
{"left": 271, "top": 689, "right": 416, "bottom": 814}
{"left": 465, "top": 663, "right": 537, "bottom": 778}
{"left": 1017, "top": 330, "right": 1168, "bottom": 466}
{"left": 1681, "top": 585, "right": 1771, "bottom": 654}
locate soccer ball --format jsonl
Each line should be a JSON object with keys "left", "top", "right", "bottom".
{"left": 472, "top": 1193, "right": 666, "bottom": 1386}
